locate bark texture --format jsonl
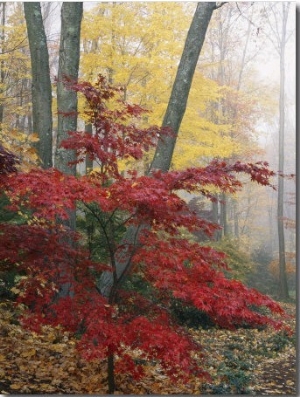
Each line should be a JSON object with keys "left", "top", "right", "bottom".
{"left": 24, "top": 2, "right": 53, "bottom": 168}
{"left": 55, "top": 2, "right": 83, "bottom": 232}
{"left": 55, "top": 2, "right": 83, "bottom": 176}
{"left": 149, "top": 2, "right": 216, "bottom": 173}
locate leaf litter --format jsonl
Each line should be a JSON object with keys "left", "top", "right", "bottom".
{"left": 0, "top": 300, "right": 295, "bottom": 394}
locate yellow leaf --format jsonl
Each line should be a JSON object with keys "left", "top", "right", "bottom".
{"left": 28, "top": 133, "right": 39, "bottom": 143}
{"left": 10, "top": 287, "right": 21, "bottom": 294}
{"left": 10, "top": 384, "right": 22, "bottom": 390}
{"left": 51, "top": 344, "right": 65, "bottom": 353}
{"left": 20, "top": 348, "right": 36, "bottom": 358}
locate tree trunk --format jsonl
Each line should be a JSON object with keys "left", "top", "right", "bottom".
{"left": 220, "top": 192, "right": 229, "bottom": 237}
{"left": 55, "top": 2, "right": 83, "bottom": 231}
{"left": 107, "top": 353, "right": 115, "bottom": 394}
{"left": 24, "top": 2, "right": 53, "bottom": 168}
{"left": 277, "top": 3, "right": 289, "bottom": 300}
{"left": 55, "top": 2, "right": 82, "bottom": 176}
{"left": 99, "top": 2, "right": 216, "bottom": 298}
{"left": 149, "top": 2, "right": 216, "bottom": 173}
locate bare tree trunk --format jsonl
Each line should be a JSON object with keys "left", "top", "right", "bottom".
{"left": 277, "top": 3, "right": 289, "bottom": 300}
{"left": 220, "top": 192, "right": 229, "bottom": 237}
{"left": 55, "top": 2, "right": 83, "bottom": 231}
{"left": 52, "top": 3, "right": 83, "bottom": 301}
{"left": 24, "top": 2, "right": 53, "bottom": 168}
{"left": 212, "top": 198, "right": 221, "bottom": 240}
{"left": 149, "top": 2, "right": 216, "bottom": 173}
{"left": 107, "top": 353, "right": 115, "bottom": 394}
{"left": 262, "top": 3, "right": 291, "bottom": 300}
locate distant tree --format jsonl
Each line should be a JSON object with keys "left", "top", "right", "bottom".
{"left": 276, "top": 3, "right": 290, "bottom": 300}
{"left": 262, "top": 2, "right": 292, "bottom": 300}
{"left": 0, "top": 3, "right": 32, "bottom": 131}
{"left": 198, "top": 3, "right": 265, "bottom": 238}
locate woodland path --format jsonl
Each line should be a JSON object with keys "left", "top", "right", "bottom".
{"left": 251, "top": 341, "right": 296, "bottom": 395}
{"left": 245, "top": 301, "right": 296, "bottom": 395}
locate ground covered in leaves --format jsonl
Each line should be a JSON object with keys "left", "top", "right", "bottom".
{"left": 0, "top": 300, "right": 296, "bottom": 394}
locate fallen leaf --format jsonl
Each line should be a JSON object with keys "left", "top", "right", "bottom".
{"left": 20, "top": 348, "right": 36, "bottom": 358}
{"left": 10, "top": 384, "right": 22, "bottom": 390}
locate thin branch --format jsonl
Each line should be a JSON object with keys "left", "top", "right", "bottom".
{"left": 215, "top": 2, "right": 228, "bottom": 10}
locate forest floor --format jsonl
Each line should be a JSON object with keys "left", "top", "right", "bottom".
{"left": 0, "top": 300, "right": 296, "bottom": 395}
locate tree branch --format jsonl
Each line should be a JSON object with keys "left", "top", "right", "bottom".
{"left": 215, "top": 2, "right": 228, "bottom": 10}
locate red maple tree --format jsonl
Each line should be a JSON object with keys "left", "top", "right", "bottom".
{"left": 0, "top": 75, "right": 289, "bottom": 393}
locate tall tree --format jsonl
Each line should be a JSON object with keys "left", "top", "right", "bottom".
{"left": 0, "top": 3, "right": 32, "bottom": 135}
{"left": 55, "top": 2, "right": 83, "bottom": 230}
{"left": 262, "top": 2, "right": 291, "bottom": 299}
{"left": 276, "top": 3, "right": 290, "bottom": 300}
{"left": 55, "top": 2, "right": 82, "bottom": 176}
{"left": 24, "top": 2, "right": 52, "bottom": 169}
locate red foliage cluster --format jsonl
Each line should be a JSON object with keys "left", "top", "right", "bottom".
{"left": 61, "top": 75, "right": 173, "bottom": 180}
{"left": 0, "top": 75, "right": 289, "bottom": 387}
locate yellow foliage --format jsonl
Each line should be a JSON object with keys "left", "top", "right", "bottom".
{"left": 0, "top": 4, "right": 32, "bottom": 136}
{"left": 80, "top": 3, "right": 242, "bottom": 173}
{"left": 80, "top": 2, "right": 265, "bottom": 177}
{"left": 80, "top": 2, "right": 193, "bottom": 122}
